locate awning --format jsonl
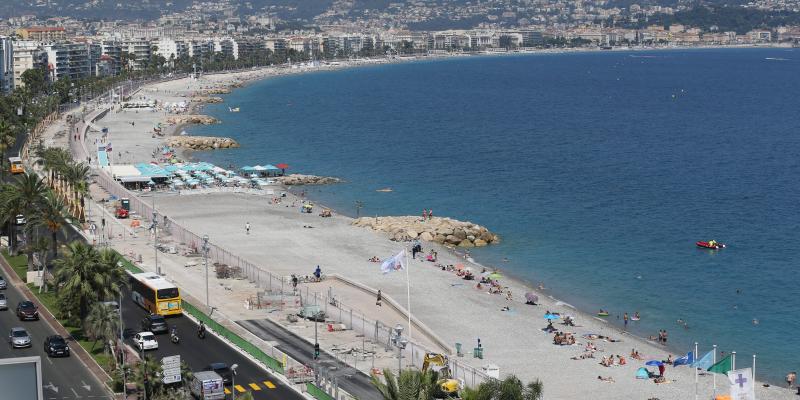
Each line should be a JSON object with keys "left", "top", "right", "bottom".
{"left": 118, "top": 176, "right": 152, "bottom": 183}
{"left": 108, "top": 165, "right": 142, "bottom": 177}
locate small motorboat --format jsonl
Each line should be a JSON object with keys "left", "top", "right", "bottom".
{"left": 697, "top": 240, "right": 726, "bottom": 250}
{"left": 229, "top": 107, "right": 240, "bottom": 113}
{"left": 376, "top": 188, "right": 393, "bottom": 192}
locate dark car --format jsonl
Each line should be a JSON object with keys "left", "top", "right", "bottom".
{"left": 204, "top": 363, "right": 234, "bottom": 385}
{"left": 140, "top": 314, "right": 168, "bottom": 334}
{"left": 44, "top": 335, "right": 70, "bottom": 357}
{"left": 16, "top": 301, "right": 39, "bottom": 321}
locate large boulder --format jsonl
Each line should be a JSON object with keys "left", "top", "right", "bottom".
{"left": 419, "top": 231, "right": 434, "bottom": 241}
{"left": 458, "top": 239, "right": 475, "bottom": 248}
{"left": 453, "top": 229, "right": 467, "bottom": 240}
{"left": 473, "top": 239, "right": 488, "bottom": 247}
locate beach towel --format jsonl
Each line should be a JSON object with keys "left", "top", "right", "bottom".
{"left": 635, "top": 368, "right": 649, "bottom": 379}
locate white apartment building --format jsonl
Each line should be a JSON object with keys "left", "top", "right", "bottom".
{"left": 12, "top": 40, "right": 46, "bottom": 88}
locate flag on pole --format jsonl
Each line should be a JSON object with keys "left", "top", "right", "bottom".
{"left": 727, "top": 368, "right": 755, "bottom": 400}
{"left": 673, "top": 351, "right": 694, "bottom": 367}
{"left": 708, "top": 354, "right": 733, "bottom": 374}
{"left": 380, "top": 250, "right": 406, "bottom": 274}
{"left": 691, "top": 350, "right": 714, "bottom": 370}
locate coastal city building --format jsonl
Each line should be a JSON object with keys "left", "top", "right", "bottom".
{"left": 0, "top": 36, "right": 13, "bottom": 92}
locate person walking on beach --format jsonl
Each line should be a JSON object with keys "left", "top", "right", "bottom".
{"left": 245, "top": 221, "right": 251, "bottom": 235}
{"left": 623, "top": 313, "right": 629, "bottom": 330}
{"left": 376, "top": 290, "right": 382, "bottom": 307}
{"left": 787, "top": 371, "right": 796, "bottom": 388}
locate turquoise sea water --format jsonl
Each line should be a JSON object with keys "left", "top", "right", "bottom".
{"left": 189, "top": 49, "right": 800, "bottom": 382}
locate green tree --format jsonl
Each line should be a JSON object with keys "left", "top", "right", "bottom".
{"left": 21, "top": 68, "right": 47, "bottom": 95}
{"left": 0, "top": 172, "right": 48, "bottom": 258}
{"left": 85, "top": 302, "right": 121, "bottom": 354}
{"left": 0, "top": 118, "right": 15, "bottom": 179}
{"left": 29, "top": 191, "right": 77, "bottom": 257}
{"left": 51, "top": 241, "right": 125, "bottom": 320}
{"left": 461, "top": 375, "right": 543, "bottom": 400}
{"left": 371, "top": 368, "right": 440, "bottom": 400}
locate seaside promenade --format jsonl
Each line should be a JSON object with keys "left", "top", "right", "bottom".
{"left": 57, "top": 68, "right": 798, "bottom": 400}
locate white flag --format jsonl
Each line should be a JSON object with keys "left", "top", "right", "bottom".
{"left": 380, "top": 250, "right": 406, "bottom": 274}
{"left": 727, "top": 368, "right": 755, "bottom": 400}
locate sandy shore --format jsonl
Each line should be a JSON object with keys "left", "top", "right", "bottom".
{"left": 80, "top": 62, "right": 796, "bottom": 400}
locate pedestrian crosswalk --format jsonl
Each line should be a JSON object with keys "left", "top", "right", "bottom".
{"left": 223, "top": 380, "right": 277, "bottom": 395}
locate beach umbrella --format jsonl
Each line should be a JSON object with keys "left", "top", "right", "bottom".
{"left": 525, "top": 292, "right": 538, "bottom": 303}
{"left": 487, "top": 272, "right": 503, "bottom": 280}
{"left": 454, "top": 264, "right": 465, "bottom": 271}
{"left": 645, "top": 360, "right": 664, "bottom": 367}
{"left": 276, "top": 163, "right": 289, "bottom": 175}
{"left": 252, "top": 165, "right": 267, "bottom": 171}
{"left": 544, "top": 313, "right": 560, "bottom": 320}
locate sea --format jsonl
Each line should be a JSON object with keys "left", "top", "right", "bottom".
{"left": 188, "top": 48, "right": 800, "bottom": 383}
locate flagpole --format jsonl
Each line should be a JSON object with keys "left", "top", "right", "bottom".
{"left": 405, "top": 248, "right": 412, "bottom": 365}
{"left": 752, "top": 354, "right": 756, "bottom": 382}
{"left": 713, "top": 344, "right": 717, "bottom": 396}
{"left": 732, "top": 351, "right": 736, "bottom": 370}
{"left": 694, "top": 342, "right": 698, "bottom": 400}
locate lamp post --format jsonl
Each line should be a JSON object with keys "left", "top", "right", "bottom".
{"left": 151, "top": 188, "right": 160, "bottom": 275}
{"left": 202, "top": 235, "right": 210, "bottom": 308}
{"left": 230, "top": 364, "right": 239, "bottom": 400}
{"left": 118, "top": 262, "right": 126, "bottom": 396}
{"left": 391, "top": 324, "right": 408, "bottom": 374}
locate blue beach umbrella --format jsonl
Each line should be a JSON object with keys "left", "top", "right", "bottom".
{"left": 544, "top": 314, "right": 560, "bottom": 320}
{"left": 645, "top": 360, "right": 663, "bottom": 367}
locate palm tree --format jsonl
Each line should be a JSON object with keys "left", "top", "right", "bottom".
{"left": 371, "top": 368, "right": 440, "bottom": 400}
{"left": 52, "top": 241, "right": 101, "bottom": 319}
{"left": 0, "top": 119, "right": 16, "bottom": 179}
{"left": 133, "top": 356, "right": 162, "bottom": 399}
{"left": 85, "top": 303, "right": 121, "bottom": 354}
{"left": 460, "top": 375, "right": 543, "bottom": 400}
{"left": 0, "top": 172, "right": 47, "bottom": 258}
{"left": 29, "top": 190, "right": 77, "bottom": 257}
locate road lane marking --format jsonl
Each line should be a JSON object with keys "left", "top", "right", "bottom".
{"left": 235, "top": 385, "right": 246, "bottom": 393}
{"left": 248, "top": 383, "right": 261, "bottom": 390}
{"left": 264, "top": 381, "right": 276, "bottom": 389}
{"left": 224, "top": 388, "right": 231, "bottom": 395}
{"left": 70, "top": 387, "right": 81, "bottom": 397}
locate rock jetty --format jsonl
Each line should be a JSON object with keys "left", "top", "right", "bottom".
{"left": 274, "top": 174, "right": 340, "bottom": 185}
{"left": 192, "top": 96, "right": 224, "bottom": 104}
{"left": 202, "top": 87, "right": 231, "bottom": 95}
{"left": 352, "top": 216, "right": 500, "bottom": 247}
{"left": 165, "top": 115, "right": 219, "bottom": 125}
{"left": 166, "top": 136, "right": 239, "bottom": 150}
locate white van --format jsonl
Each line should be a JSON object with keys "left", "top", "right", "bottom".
{"left": 190, "top": 371, "right": 225, "bottom": 400}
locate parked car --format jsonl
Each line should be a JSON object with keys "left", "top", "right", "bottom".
{"left": 16, "top": 301, "right": 39, "bottom": 320}
{"left": 0, "top": 293, "right": 7, "bottom": 310}
{"left": 134, "top": 332, "right": 158, "bottom": 351}
{"left": 141, "top": 314, "right": 168, "bottom": 334}
{"left": 14, "top": 214, "right": 26, "bottom": 226}
{"left": 9, "top": 327, "right": 31, "bottom": 348}
{"left": 0, "top": 275, "right": 7, "bottom": 290}
{"left": 44, "top": 335, "right": 70, "bottom": 357}
{"left": 203, "top": 363, "right": 234, "bottom": 386}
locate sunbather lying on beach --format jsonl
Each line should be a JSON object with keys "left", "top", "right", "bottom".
{"left": 368, "top": 256, "right": 381, "bottom": 262}
{"left": 630, "top": 349, "right": 645, "bottom": 360}
{"left": 571, "top": 352, "right": 595, "bottom": 360}
{"left": 598, "top": 376, "right": 615, "bottom": 383}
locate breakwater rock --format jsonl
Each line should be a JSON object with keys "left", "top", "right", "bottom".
{"left": 166, "top": 115, "right": 219, "bottom": 125}
{"left": 352, "top": 216, "right": 500, "bottom": 247}
{"left": 202, "top": 87, "right": 231, "bottom": 95}
{"left": 275, "top": 174, "right": 341, "bottom": 185}
{"left": 166, "top": 136, "right": 239, "bottom": 150}
{"left": 192, "top": 96, "right": 224, "bottom": 104}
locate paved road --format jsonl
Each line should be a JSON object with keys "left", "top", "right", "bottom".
{"left": 0, "top": 277, "right": 112, "bottom": 399}
{"left": 120, "top": 289, "right": 303, "bottom": 400}
{"left": 238, "top": 318, "right": 380, "bottom": 400}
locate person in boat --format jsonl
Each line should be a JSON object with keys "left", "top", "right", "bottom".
{"left": 709, "top": 239, "right": 717, "bottom": 247}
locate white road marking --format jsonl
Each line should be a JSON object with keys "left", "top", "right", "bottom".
{"left": 43, "top": 382, "right": 58, "bottom": 393}
{"left": 70, "top": 387, "right": 81, "bottom": 397}
{"left": 81, "top": 380, "right": 92, "bottom": 391}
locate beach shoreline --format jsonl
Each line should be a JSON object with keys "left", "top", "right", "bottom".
{"left": 80, "top": 51, "right": 797, "bottom": 398}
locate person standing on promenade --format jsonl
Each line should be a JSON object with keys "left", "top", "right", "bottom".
{"left": 376, "top": 290, "right": 382, "bottom": 307}
{"left": 245, "top": 221, "right": 251, "bottom": 235}
{"left": 623, "top": 313, "right": 629, "bottom": 330}
{"left": 787, "top": 371, "right": 796, "bottom": 388}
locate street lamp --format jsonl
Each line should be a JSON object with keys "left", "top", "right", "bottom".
{"left": 202, "top": 235, "right": 210, "bottom": 308}
{"left": 230, "top": 364, "right": 239, "bottom": 400}
{"left": 391, "top": 324, "right": 408, "bottom": 374}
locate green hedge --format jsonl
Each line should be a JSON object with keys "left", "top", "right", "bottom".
{"left": 306, "top": 382, "right": 335, "bottom": 400}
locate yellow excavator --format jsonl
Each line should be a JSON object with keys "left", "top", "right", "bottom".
{"left": 422, "top": 353, "right": 461, "bottom": 397}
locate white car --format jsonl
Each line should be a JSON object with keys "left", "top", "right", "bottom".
{"left": 0, "top": 293, "right": 7, "bottom": 310}
{"left": 134, "top": 332, "right": 158, "bottom": 351}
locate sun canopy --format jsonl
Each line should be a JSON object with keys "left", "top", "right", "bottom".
{"left": 108, "top": 165, "right": 142, "bottom": 177}
{"left": 135, "top": 163, "right": 169, "bottom": 178}
{"left": 118, "top": 176, "right": 152, "bottom": 183}
{"left": 264, "top": 164, "right": 280, "bottom": 170}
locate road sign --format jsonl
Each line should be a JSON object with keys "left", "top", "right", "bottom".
{"left": 161, "top": 355, "right": 181, "bottom": 384}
